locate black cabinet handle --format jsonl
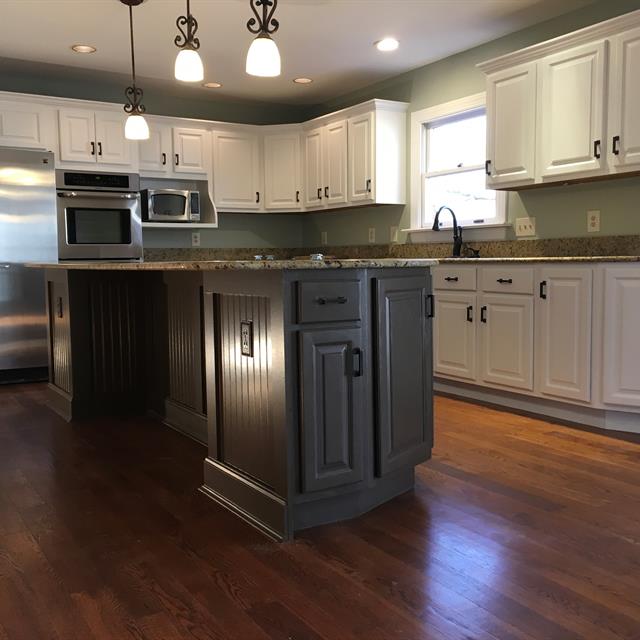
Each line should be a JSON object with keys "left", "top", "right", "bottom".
{"left": 497, "top": 278, "right": 513, "bottom": 284}
{"left": 98, "top": 141, "right": 103, "bottom": 156}
{"left": 162, "top": 152, "right": 167, "bottom": 166}
{"left": 466, "top": 305, "right": 473, "bottom": 323}
{"left": 480, "top": 306, "right": 487, "bottom": 324}
{"left": 256, "top": 191, "right": 260, "bottom": 204}
{"left": 352, "top": 348, "right": 363, "bottom": 377}
{"left": 317, "top": 187, "right": 322, "bottom": 200}
{"left": 175, "top": 153, "right": 180, "bottom": 166}
{"left": 426, "top": 294, "right": 435, "bottom": 319}
{"left": 90, "top": 141, "right": 96, "bottom": 156}
{"left": 444, "top": 276, "right": 459, "bottom": 282}
{"left": 485, "top": 160, "right": 491, "bottom": 176}
{"left": 539, "top": 280, "right": 547, "bottom": 300}
{"left": 366, "top": 178, "right": 372, "bottom": 193}
{"left": 613, "top": 135, "right": 621, "bottom": 156}
{"left": 296, "top": 190, "right": 300, "bottom": 203}
{"left": 315, "top": 296, "right": 347, "bottom": 306}
{"left": 324, "top": 186, "right": 329, "bottom": 198}
{"left": 56, "top": 297, "right": 63, "bottom": 319}
{"left": 594, "top": 140, "right": 602, "bottom": 159}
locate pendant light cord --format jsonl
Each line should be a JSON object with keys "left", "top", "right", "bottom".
{"left": 129, "top": 5, "right": 137, "bottom": 87}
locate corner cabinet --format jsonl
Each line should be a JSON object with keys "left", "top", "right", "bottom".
{"left": 264, "top": 130, "right": 302, "bottom": 210}
{"left": 480, "top": 9, "right": 640, "bottom": 189}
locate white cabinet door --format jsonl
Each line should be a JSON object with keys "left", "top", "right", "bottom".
{"left": 212, "top": 130, "right": 261, "bottom": 210}
{"left": 602, "top": 268, "right": 640, "bottom": 407}
{"left": 479, "top": 294, "right": 534, "bottom": 391}
{"left": 0, "top": 101, "right": 55, "bottom": 150}
{"left": 536, "top": 267, "right": 592, "bottom": 402}
{"left": 173, "top": 127, "right": 208, "bottom": 174}
{"left": 323, "top": 119, "right": 348, "bottom": 206}
{"left": 264, "top": 132, "right": 302, "bottom": 210}
{"left": 303, "top": 127, "right": 324, "bottom": 209}
{"left": 434, "top": 292, "right": 477, "bottom": 381}
{"left": 609, "top": 27, "right": 640, "bottom": 170}
{"left": 58, "top": 109, "right": 96, "bottom": 163}
{"left": 348, "top": 112, "right": 374, "bottom": 203}
{"left": 486, "top": 62, "right": 537, "bottom": 187}
{"left": 538, "top": 40, "right": 607, "bottom": 180}
{"left": 94, "top": 111, "right": 131, "bottom": 166}
{"left": 139, "top": 122, "right": 172, "bottom": 174}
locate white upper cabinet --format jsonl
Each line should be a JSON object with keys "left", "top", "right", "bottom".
{"left": 303, "top": 127, "right": 324, "bottom": 209}
{"left": 348, "top": 112, "right": 375, "bottom": 203}
{"left": 173, "top": 127, "right": 208, "bottom": 174}
{"left": 602, "top": 267, "right": 640, "bottom": 408}
{"left": 323, "top": 119, "right": 349, "bottom": 207}
{"left": 0, "top": 100, "right": 55, "bottom": 150}
{"left": 139, "top": 122, "right": 172, "bottom": 174}
{"left": 264, "top": 131, "right": 302, "bottom": 210}
{"left": 609, "top": 26, "right": 640, "bottom": 170}
{"left": 536, "top": 267, "right": 592, "bottom": 403}
{"left": 486, "top": 62, "right": 537, "bottom": 187}
{"left": 538, "top": 40, "right": 607, "bottom": 181}
{"left": 212, "top": 129, "right": 261, "bottom": 210}
{"left": 58, "top": 108, "right": 133, "bottom": 167}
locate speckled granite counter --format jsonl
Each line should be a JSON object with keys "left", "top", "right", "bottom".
{"left": 436, "top": 256, "right": 640, "bottom": 263}
{"left": 28, "top": 258, "right": 438, "bottom": 271}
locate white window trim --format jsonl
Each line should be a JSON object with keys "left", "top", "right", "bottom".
{"left": 407, "top": 92, "right": 508, "bottom": 238}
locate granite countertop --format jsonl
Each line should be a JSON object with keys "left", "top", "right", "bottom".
{"left": 27, "top": 258, "right": 439, "bottom": 271}
{"left": 436, "top": 256, "right": 640, "bottom": 263}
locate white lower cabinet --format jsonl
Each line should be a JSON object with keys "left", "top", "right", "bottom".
{"left": 434, "top": 292, "right": 477, "bottom": 381}
{"left": 536, "top": 267, "right": 592, "bottom": 402}
{"left": 479, "top": 294, "right": 534, "bottom": 391}
{"left": 602, "top": 267, "right": 640, "bottom": 407}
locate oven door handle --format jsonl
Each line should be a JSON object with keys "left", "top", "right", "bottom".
{"left": 57, "top": 191, "right": 139, "bottom": 200}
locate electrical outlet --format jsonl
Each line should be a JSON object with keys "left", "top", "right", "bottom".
{"left": 390, "top": 226, "right": 399, "bottom": 243}
{"left": 321, "top": 231, "right": 328, "bottom": 246}
{"left": 515, "top": 217, "right": 536, "bottom": 237}
{"left": 368, "top": 227, "right": 376, "bottom": 243}
{"left": 587, "top": 210, "right": 600, "bottom": 233}
{"left": 191, "top": 231, "right": 201, "bottom": 247}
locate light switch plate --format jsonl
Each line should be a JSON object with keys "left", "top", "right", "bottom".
{"left": 240, "top": 321, "right": 253, "bottom": 357}
{"left": 515, "top": 217, "right": 536, "bottom": 237}
{"left": 368, "top": 227, "right": 376, "bottom": 243}
{"left": 390, "top": 226, "right": 399, "bottom": 243}
{"left": 191, "top": 231, "right": 201, "bottom": 247}
{"left": 587, "top": 210, "right": 600, "bottom": 233}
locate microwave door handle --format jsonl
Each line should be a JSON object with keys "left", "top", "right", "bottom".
{"left": 57, "top": 191, "right": 139, "bottom": 199}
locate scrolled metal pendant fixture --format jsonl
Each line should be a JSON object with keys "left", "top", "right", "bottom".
{"left": 246, "top": 0, "right": 281, "bottom": 77}
{"left": 120, "top": 0, "right": 149, "bottom": 140}
{"left": 174, "top": 0, "right": 204, "bottom": 82}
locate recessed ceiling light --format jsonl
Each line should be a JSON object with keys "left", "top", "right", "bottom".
{"left": 71, "top": 44, "right": 97, "bottom": 54}
{"left": 203, "top": 82, "right": 223, "bottom": 88}
{"left": 293, "top": 77, "right": 313, "bottom": 85}
{"left": 375, "top": 38, "right": 399, "bottom": 52}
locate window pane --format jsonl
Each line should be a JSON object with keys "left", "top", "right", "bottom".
{"left": 427, "top": 111, "right": 486, "bottom": 173}
{"left": 424, "top": 169, "right": 497, "bottom": 226}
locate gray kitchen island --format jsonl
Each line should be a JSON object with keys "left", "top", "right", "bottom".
{"left": 31, "top": 259, "right": 436, "bottom": 540}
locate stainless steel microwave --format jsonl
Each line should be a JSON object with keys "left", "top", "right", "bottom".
{"left": 141, "top": 189, "right": 201, "bottom": 223}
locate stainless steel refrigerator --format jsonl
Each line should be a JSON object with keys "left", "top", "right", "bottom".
{"left": 0, "top": 147, "right": 57, "bottom": 382}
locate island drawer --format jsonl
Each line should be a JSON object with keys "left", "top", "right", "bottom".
{"left": 297, "top": 280, "right": 361, "bottom": 323}
{"left": 432, "top": 266, "right": 477, "bottom": 291}
{"left": 481, "top": 267, "right": 534, "bottom": 294}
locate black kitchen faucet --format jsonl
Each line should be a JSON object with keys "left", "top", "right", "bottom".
{"left": 432, "top": 206, "right": 463, "bottom": 257}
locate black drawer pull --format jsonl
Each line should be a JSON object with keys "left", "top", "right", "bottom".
{"left": 480, "top": 306, "right": 487, "bottom": 324}
{"left": 98, "top": 141, "right": 103, "bottom": 156}
{"left": 162, "top": 152, "right": 167, "bottom": 165}
{"left": 366, "top": 178, "right": 372, "bottom": 193}
{"left": 497, "top": 278, "right": 513, "bottom": 284}
{"left": 539, "top": 280, "right": 547, "bottom": 300}
{"left": 594, "top": 139, "right": 602, "bottom": 159}
{"left": 324, "top": 186, "right": 329, "bottom": 199}
{"left": 444, "top": 276, "right": 459, "bottom": 282}
{"left": 296, "top": 190, "right": 300, "bottom": 203}
{"left": 90, "top": 141, "right": 96, "bottom": 156}
{"left": 175, "top": 153, "right": 180, "bottom": 166}
{"left": 315, "top": 296, "right": 347, "bottom": 306}
{"left": 485, "top": 160, "right": 491, "bottom": 176}
{"left": 256, "top": 191, "right": 260, "bottom": 204}
{"left": 317, "top": 187, "right": 322, "bottom": 200}
{"left": 466, "top": 305, "right": 473, "bottom": 323}
{"left": 613, "top": 135, "right": 621, "bottom": 156}
{"left": 426, "top": 294, "right": 435, "bottom": 319}
{"left": 352, "top": 348, "right": 363, "bottom": 377}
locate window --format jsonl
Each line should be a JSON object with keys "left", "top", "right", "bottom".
{"left": 410, "top": 93, "right": 506, "bottom": 234}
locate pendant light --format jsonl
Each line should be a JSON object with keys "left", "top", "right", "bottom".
{"left": 246, "top": 0, "right": 281, "bottom": 77}
{"left": 121, "top": 0, "right": 149, "bottom": 141}
{"left": 174, "top": 0, "right": 204, "bottom": 82}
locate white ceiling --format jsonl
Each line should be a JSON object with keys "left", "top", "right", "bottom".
{"left": 0, "top": 0, "right": 596, "bottom": 104}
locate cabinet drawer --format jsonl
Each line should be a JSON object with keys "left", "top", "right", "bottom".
{"left": 432, "top": 266, "right": 477, "bottom": 291}
{"left": 481, "top": 267, "right": 534, "bottom": 294}
{"left": 297, "top": 280, "right": 361, "bottom": 323}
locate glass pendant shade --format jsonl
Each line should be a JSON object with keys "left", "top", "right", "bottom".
{"left": 246, "top": 34, "right": 281, "bottom": 77}
{"left": 175, "top": 48, "right": 204, "bottom": 82}
{"left": 125, "top": 114, "right": 150, "bottom": 140}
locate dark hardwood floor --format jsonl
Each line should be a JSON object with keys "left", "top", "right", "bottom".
{"left": 1, "top": 384, "right": 639, "bottom": 640}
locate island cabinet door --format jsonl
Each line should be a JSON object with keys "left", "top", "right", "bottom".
{"left": 374, "top": 274, "right": 433, "bottom": 477}
{"left": 47, "top": 276, "right": 72, "bottom": 395}
{"left": 299, "top": 328, "right": 365, "bottom": 492}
